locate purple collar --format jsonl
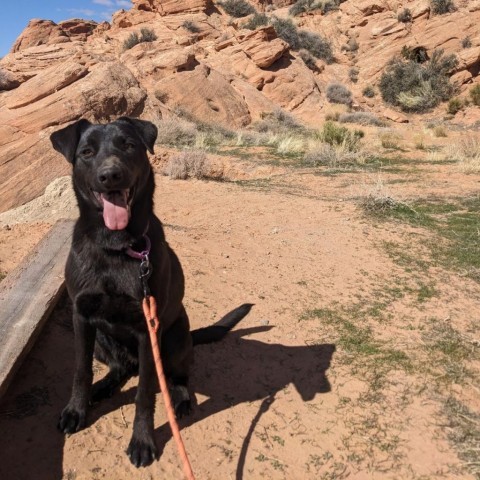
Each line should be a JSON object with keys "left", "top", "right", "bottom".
{"left": 125, "top": 235, "right": 151, "bottom": 260}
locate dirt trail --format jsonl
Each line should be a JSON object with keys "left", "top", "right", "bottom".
{"left": 0, "top": 164, "right": 478, "bottom": 479}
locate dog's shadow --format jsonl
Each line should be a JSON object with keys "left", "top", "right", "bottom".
{"left": 92, "top": 323, "right": 335, "bottom": 478}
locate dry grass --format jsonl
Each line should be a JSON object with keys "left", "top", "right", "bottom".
{"left": 378, "top": 130, "right": 403, "bottom": 150}
{"left": 445, "top": 136, "right": 480, "bottom": 173}
{"left": 163, "top": 150, "right": 214, "bottom": 180}
{"left": 304, "top": 141, "right": 367, "bottom": 168}
{"left": 356, "top": 175, "right": 407, "bottom": 213}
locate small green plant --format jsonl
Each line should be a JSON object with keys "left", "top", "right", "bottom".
{"left": 430, "top": 0, "right": 455, "bottom": 15}
{"left": 219, "top": 0, "right": 255, "bottom": 17}
{"left": 139, "top": 28, "right": 157, "bottom": 42}
{"left": 182, "top": 21, "right": 200, "bottom": 33}
{"left": 397, "top": 8, "right": 412, "bottom": 23}
{"left": 123, "top": 32, "right": 140, "bottom": 50}
{"left": 461, "top": 36, "right": 472, "bottom": 49}
{"left": 470, "top": 84, "right": 480, "bottom": 106}
{"left": 319, "top": 121, "right": 364, "bottom": 150}
{"left": 243, "top": 12, "right": 268, "bottom": 30}
{"left": 326, "top": 83, "right": 352, "bottom": 106}
{"left": 446, "top": 97, "right": 463, "bottom": 115}
{"left": 362, "top": 85, "right": 375, "bottom": 98}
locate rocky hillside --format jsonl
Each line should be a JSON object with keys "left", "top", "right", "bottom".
{"left": 1, "top": 0, "right": 479, "bottom": 212}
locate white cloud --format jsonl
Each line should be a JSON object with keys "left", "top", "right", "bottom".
{"left": 115, "top": 1, "right": 132, "bottom": 8}
{"left": 92, "top": 0, "right": 114, "bottom": 6}
{"left": 66, "top": 8, "right": 97, "bottom": 17}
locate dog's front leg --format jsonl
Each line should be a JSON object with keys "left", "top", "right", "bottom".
{"left": 58, "top": 311, "right": 96, "bottom": 433}
{"left": 126, "top": 332, "right": 158, "bottom": 467}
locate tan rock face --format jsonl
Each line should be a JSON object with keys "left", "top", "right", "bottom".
{"left": 154, "top": 63, "right": 251, "bottom": 127}
{"left": 132, "top": 0, "right": 209, "bottom": 15}
{"left": 11, "top": 19, "right": 70, "bottom": 53}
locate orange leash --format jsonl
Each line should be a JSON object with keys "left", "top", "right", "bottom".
{"left": 142, "top": 296, "right": 195, "bottom": 480}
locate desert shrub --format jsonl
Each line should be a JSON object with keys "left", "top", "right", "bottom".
{"left": 338, "top": 112, "right": 385, "bottom": 127}
{"left": 326, "top": 83, "right": 353, "bottom": 106}
{"left": 182, "top": 21, "right": 200, "bottom": 33}
{"left": 289, "top": 0, "right": 321, "bottom": 16}
{"left": 433, "top": 125, "right": 447, "bottom": 137}
{"left": 298, "top": 49, "right": 319, "bottom": 71}
{"left": 318, "top": 121, "right": 364, "bottom": 151}
{"left": 349, "top": 67, "right": 359, "bottom": 83}
{"left": 445, "top": 137, "right": 480, "bottom": 173}
{"left": 243, "top": 12, "right": 268, "bottom": 30}
{"left": 470, "top": 85, "right": 480, "bottom": 106}
{"left": 342, "top": 37, "right": 359, "bottom": 53}
{"left": 154, "top": 116, "right": 198, "bottom": 147}
{"left": 253, "top": 108, "right": 304, "bottom": 134}
{"left": 123, "top": 32, "right": 140, "bottom": 50}
{"left": 430, "top": 0, "right": 455, "bottom": 15}
{"left": 164, "top": 150, "right": 211, "bottom": 179}
{"left": 379, "top": 131, "right": 402, "bottom": 149}
{"left": 303, "top": 142, "right": 359, "bottom": 167}
{"left": 219, "top": 0, "right": 255, "bottom": 17}
{"left": 123, "top": 28, "right": 157, "bottom": 50}
{"left": 379, "top": 49, "right": 458, "bottom": 112}
{"left": 140, "top": 28, "right": 157, "bottom": 42}
{"left": 271, "top": 17, "right": 334, "bottom": 63}
{"left": 397, "top": 8, "right": 412, "bottom": 23}
{"left": 447, "top": 97, "right": 463, "bottom": 115}
{"left": 363, "top": 85, "right": 375, "bottom": 98}
{"left": 461, "top": 36, "right": 472, "bottom": 49}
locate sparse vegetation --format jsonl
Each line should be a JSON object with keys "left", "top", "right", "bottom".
{"left": 447, "top": 97, "right": 464, "bottom": 115}
{"left": 318, "top": 121, "right": 364, "bottom": 151}
{"left": 338, "top": 112, "right": 385, "bottom": 127}
{"left": 243, "top": 12, "right": 268, "bottom": 30}
{"left": 461, "top": 36, "right": 472, "bottom": 49}
{"left": 219, "top": 0, "right": 255, "bottom": 18}
{"left": 289, "top": 0, "right": 321, "bottom": 17}
{"left": 182, "top": 21, "right": 201, "bottom": 33}
{"left": 446, "top": 136, "right": 480, "bottom": 173}
{"left": 432, "top": 125, "right": 447, "bottom": 137}
{"left": 362, "top": 85, "right": 375, "bottom": 98}
{"left": 123, "top": 28, "right": 157, "bottom": 50}
{"left": 298, "top": 49, "right": 319, "bottom": 71}
{"left": 271, "top": 17, "right": 334, "bottom": 63}
{"left": 430, "top": 0, "right": 456, "bottom": 15}
{"left": 164, "top": 150, "right": 212, "bottom": 180}
{"left": 470, "top": 84, "right": 480, "bottom": 106}
{"left": 348, "top": 67, "right": 359, "bottom": 83}
{"left": 397, "top": 8, "right": 412, "bottom": 23}
{"left": 326, "top": 83, "right": 353, "bottom": 106}
{"left": 378, "top": 130, "right": 402, "bottom": 149}
{"left": 379, "top": 49, "right": 458, "bottom": 112}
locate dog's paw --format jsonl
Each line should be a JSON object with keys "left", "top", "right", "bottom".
{"left": 126, "top": 435, "right": 158, "bottom": 468}
{"left": 170, "top": 385, "right": 192, "bottom": 418}
{"left": 58, "top": 406, "right": 86, "bottom": 434}
{"left": 76, "top": 293, "right": 104, "bottom": 318}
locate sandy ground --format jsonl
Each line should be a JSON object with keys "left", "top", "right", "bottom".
{"left": 0, "top": 147, "right": 479, "bottom": 480}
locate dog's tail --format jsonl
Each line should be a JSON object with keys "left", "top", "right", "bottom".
{"left": 191, "top": 303, "right": 254, "bottom": 346}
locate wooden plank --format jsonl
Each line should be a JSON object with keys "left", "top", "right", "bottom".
{"left": 0, "top": 219, "right": 73, "bottom": 399}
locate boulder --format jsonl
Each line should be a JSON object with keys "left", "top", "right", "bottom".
{"left": 10, "top": 19, "right": 70, "bottom": 52}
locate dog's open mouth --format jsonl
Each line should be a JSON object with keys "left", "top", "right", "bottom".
{"left": 93, "top": 189, "right": 133, "bottom": 231}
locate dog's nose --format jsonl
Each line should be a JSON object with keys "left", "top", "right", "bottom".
{"left": 97, "top": 166, "right": 124, "bottom": 188}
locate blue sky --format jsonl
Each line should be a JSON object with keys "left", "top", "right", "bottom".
{"left": 1, "top": 0, "right": 131, "bottom": 57}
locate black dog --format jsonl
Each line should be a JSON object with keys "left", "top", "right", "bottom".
{"left": 50, "top": 117, "right": 252, "bottom": 467}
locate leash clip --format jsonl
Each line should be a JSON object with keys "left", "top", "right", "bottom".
{"left": 139, "top": 254, "right": 152, "bottom": 298}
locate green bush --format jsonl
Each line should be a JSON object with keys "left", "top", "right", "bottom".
{"left": 431, "top": 0, "right": 455, "bottom": 14}
{"left": 319, "top": 121, "right": 364, "bottom": 151}
{"left": 243, "top": 13, "right": 268, "bottom": 30}
{"left": 219, "top": 0, "right": 255, "bottom": 17}
{"left": 379, "top": 49, "right": 458, "bottom": 113}
{"left": 140, "top": 28, "right": 157, "bottom": 42}
{"left": 271, "top": 17, "right": 334, "bottom": 63}
{"left": 326, "top": 83, "right": 353, "bottom": 106}
{"left": 447, "top": 98, "right": 463, "bottom": 115}
{"left": 470, "top": 85, "right": 480, "bottom": 106}
{"left": 289, "top": 0, "right": 321, "bottom": 16}
{"left": 123, "top": 32, "right": 140, "bottom": 50}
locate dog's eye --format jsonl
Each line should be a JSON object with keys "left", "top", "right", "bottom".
{"left": 81, "top": 148, "right": 94, "bottom": 158}
{"left": 124, "top": 142, "right": 135, "bottom": 151}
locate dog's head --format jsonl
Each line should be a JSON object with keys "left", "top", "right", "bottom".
{"left": 50, "top": 117, "right": 157, "bottom": 231}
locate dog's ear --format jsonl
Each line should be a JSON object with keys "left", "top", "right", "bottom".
{"left": 50, "top": 119, "right": 92, "bottom": 163}
{"left": 117, "top": 117, "right": 158, "bottom": 154}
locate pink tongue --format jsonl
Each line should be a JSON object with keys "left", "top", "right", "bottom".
{"left": 101, "top": 192, "right": 129, "bottom": 230}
